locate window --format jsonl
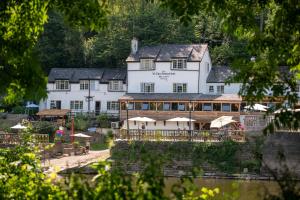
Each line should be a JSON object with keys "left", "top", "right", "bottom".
{"left": 222, "top": 103, "right": 231, "bottom": 112}
{"left": 127, "top": 102, "right": 134, "bottom": 110}
{"left": 80, "top": 80, "right": 89, "bottom": 90}
{"left": 217, "top": 85, "right": 224, "bottom": 94}
{"left": 163, "top": 102, "right": 171, "bottom": 110}
{"left": 171, "top": 103, "right": 178, "bottom": 111}
{"left": 55, "top": 80, "right": 69, "bottom": 90}
{"left": 205, "top": 62, "right": 210, "bottom": 73}
{"left": 107, "top": 101, "right": 119, "bottom": 110}
{"left": 70, "top": 101, "right": 83, "bottom": 110}
{"left": 213, "top": 103, "right": 221, "bottom": 111}
{"left": 135, "top": 102, "right": 142, "bottom": 110}
{"left": 171, "top": 59, "right": 187, "bottom": 69}
{"left": 157, "top": 102, "right": 163, "bottom": 111}
{"left": 150, "top": 102, "right": 156, "bottom": 110}
{"left": 50, "top": 100, "right": 61, "bottom": 109}
{"left": 194, "top": 103, "right": 202, "bottom": 111}
{"left": 108, "top": 81, "right": 123, "bottom": 91}
{"left": 140, "top": 59, "right": 155, "bottom": 70}
{"left": 203, "top": 103, "right": 212, "bottom": 111}
{"left": 141, "top": 83, "right": 154, "bottom": 93}
{"left": 142, "top": 102, "right": 149, "bottom": 110}
{"left": 173, "top": 83, "right": 187, "bottom": 93}
{"left": 178, "top": 103, "right": 186, "bottom": 111}
{"left": 231, "top": 103, "right": 239, "bottom": 112}
{"left": 209, "top": 86, "right": 214, "bottom": 93}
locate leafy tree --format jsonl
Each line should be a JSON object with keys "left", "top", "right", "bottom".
{"left": 0, "top": 0, "right": 108, "bottom": 104}
{"left": 160, "top": 0, "right": 300, "bottom": 130}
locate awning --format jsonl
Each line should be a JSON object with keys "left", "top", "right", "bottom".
{"left": 36, "top": 109, "right": 71, "bottom": 117}
{"left": 128, "top": 117, "right": 156, "bottom": 122}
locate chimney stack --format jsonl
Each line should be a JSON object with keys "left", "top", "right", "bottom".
{"left": 131, "top": 37, "right": 138, "bottom": 54}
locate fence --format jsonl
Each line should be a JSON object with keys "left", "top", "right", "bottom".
{"left": 115, "top": 129, "right": 245, "bottom": 142}
{"left": 0, "top": 133, "right": 49, "bottom": 145}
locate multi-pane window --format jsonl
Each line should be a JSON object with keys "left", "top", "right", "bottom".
{"left": 80, "top": 80, "right": 97, "bottom": 90}
{"left": 55, "top": 80, "right": 69, "bottom": 90}
{"left": 171, "top": 59, "right": 187, "bottom": 69}
{"left": 209, "top": 86, "right": 214, "bottom": 93}
{"left": 141, "top": 83, "right": 155, "bottom": 93}
{"left": 70, "top": 101, "right": 83, "bottom": 110}
{"left": 50, "top": 100, "right": 61, "bottom": 109}
{"left": 173, "top": 83, "right": 187, "bottom": 93}
{"left": 222, "top": 103, "right": 231, "bottom": 112}
{"left": 108, "top": 81, "right": 123, "bottom": 91}
{"left": 217, "top": 85, "right": 224, "bottom": 94}
{"left": 107, "top": 101, "right": 120, "bottom": 110}
{"left": 140, "top": 59, "right": 155, "bottom": 70}
{"left": 80, "top": 80, "right": 89, "bottom": 90}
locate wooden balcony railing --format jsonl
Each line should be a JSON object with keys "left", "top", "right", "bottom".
{"left": 115, "top": 129, "right": 245, "bottom": 142}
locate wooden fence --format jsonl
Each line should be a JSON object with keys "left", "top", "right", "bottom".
{"left": 115, "top": 129, "right": 245, "bottom": 142}
{"left": 0, "top": 133, "right": 49, "bottom": 145}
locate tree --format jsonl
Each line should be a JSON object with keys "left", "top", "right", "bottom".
{"left": 0, "top": 0, "right": 108, "bottom": 104}
{"left": 160, "top": 0, "right": 300, "bottom": 130}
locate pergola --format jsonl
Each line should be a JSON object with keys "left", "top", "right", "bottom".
{"left": 36, "top": 109, "right": 71, "bottom": 126}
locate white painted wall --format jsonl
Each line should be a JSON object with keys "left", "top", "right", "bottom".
{"left": 199, "top": 50, "right": 212, "bottom": 93}
{"left": 206, "top": 83, "right": 241, "bottom": 94}
{"left": 40, "top": 82, "right": 126, "bottom": 114}
{"left": 127, "top": 62, "right": 200, "bottom": 93}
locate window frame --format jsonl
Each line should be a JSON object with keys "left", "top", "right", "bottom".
{"left": 140, "top": 59, "right": 155, "bottom": 70}
{"left": 209, "top": 86, "right": 214, "bottom": 93}
{"left": 108, "top": 80, "right": 123, "bottom": 91}
{"left": 55, "top": 80, "right": 70, "bottom": 90}
{"left": 217, "top": 85, "right": 224, "bottom": 94}
{"left": 173, "top": 83, "right": 187, "bottom": 93}
{"left": 107, "top": 101, "right": 120, "bottom": 111}
{"left": 171, "top": 59, "right": 187, "bottom": 70}
{"left": 70, "top": 100, "right": 83, "bottom": 110}
{"left": 141, "top": 82, "right": 155, "bottom": 93}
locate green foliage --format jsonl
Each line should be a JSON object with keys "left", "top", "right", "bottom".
{"left": 32, "top": 121, "right": 58, "bottom": 135}
{"left": 97, "top": 114, "right": 110, "bottom": 128}
{"left": 11, "top": 106, "right": 26, "bottom": 114}
{"left": 66, "top": 114, "right": 91, "bottom": 131}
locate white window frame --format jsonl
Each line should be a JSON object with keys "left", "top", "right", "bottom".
{"left": 50, "top": 100, "right": 61, "bottom": 109}
{"left": 171, "top": 59, "right": 187, "bottom": 70}
{"left": 140, "top": 59, "right": 155, "bottom": 70}
{"left": 209, "top": 86, "right": 214, "bottom": 93}
{"left": 108, "top": 81, "right": 123, "bottom": 91}
{"left": 141, "top": 82, "right": 155, "bottom": 93}
{"left": 55, "top": 80, "right": 69, "bottom": 90}
{"left": 173, "top": 83, "right": 187, "bottom": 93}
{"left": 70, "top": 101, "right": 83, "bottom": 110}
{"left": 80, "top": 80, "right": 89, "bottom": 90}
{"left": 107, "top": 101, "right": 120, "bottom": 110}
{"left": 217, "top": 85, "right": 224, "bottom": 94}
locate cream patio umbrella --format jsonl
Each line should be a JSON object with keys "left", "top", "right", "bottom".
{"left": 167, "top": 117, "right": 195, "bottom": 130}
{"left": 11, "top": 123, "right": 27, "bottom": 130}
{"left": 74, "top": 133, "right": 91, "bottom": 138}
{"left": 244, "top": 104, "right": 269, "bottom": 112}
{"left": 128, "top": 117, "right": 156, "bottom": 129}
{"left": 210, "top": 116, "right": 236, "bottom": 129}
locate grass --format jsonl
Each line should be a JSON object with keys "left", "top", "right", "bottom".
{"left": 90, "top": 142, "right": 109, "bottom": 151}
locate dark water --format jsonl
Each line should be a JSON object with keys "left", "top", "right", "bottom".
{"left": 164, "top": 178, "right": 280, "bottom": 200}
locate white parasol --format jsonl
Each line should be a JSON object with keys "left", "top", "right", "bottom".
{"left": 74, "top": 133, "right": 91, "bottom": 138}
{"left": 166, "top": 117, "right": 195, "bottom": 122}
{"left": 244, "top": 104, "right": 269, "bottom": 112}
{"left": 210, "top": 116, "right": 236, "bottom": 128}
{"left": 128, "top": 117, "right": 156, "bottom": 122}
{"left": 11, "top": 123, "right": 27, "bottom": 130}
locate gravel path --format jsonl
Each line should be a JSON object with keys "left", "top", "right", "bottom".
{"left": 42, "top": 150, "right": 110, "bottom": 172}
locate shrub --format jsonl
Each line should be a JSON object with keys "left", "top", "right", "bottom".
{"left": 97, "top": 114, "right": 110, "bottom": 128}
{"left": 11, "top": 106, "right": 26, "bottom": 114}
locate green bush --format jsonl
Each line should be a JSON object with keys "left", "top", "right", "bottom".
{"left": 97, "top": 114, "right": 110, "bottom": 128}
{"left": 11, "top": 106, "right": 26, "bottom": 114}
{"left": 66, "top": 116, "right": 90, "bottom": 131}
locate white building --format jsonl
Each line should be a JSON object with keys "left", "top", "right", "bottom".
{"left": 39, "top": 68, "right": 126, "bottom": 116}
{"left": 120, "top": 38, "right": 242, "bottom": 130}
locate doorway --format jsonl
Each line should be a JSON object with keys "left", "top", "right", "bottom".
{"left": 95, "top": 101, "right": 101, "bottom": 115}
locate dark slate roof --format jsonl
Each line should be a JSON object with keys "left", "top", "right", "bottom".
{"left": 206, "top": 66, "right": 235, "bottom": 83}
{"left": 119, "top": 93, "right": 241, "bottom": 101}
{"left": 100, "top": 68, "right": 127, "bottom": 83}
{"left": 48, "top": 68, "right": 126, "bottom": 83}
{"left": 126, "top": 44, "right": 208, "bottom": 62}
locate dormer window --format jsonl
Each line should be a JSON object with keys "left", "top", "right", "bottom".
{"left": 108, "top": 80, "right": 123, "bottom": 91}
{"left": 171, "top": 59, "right": 187, "bottom": 70}
{"left": 140, "top": 59, "right": 155, "bottom": 70}
{"left": 55, "top": 80, "right": 69, "bottom": 90}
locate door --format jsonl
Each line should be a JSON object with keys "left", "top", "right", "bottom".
{"left": 56, "top": 101, "right": 61, "bottom": 109}
{"left": 95, "top": 101, "right": 101, "bottom": 115}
